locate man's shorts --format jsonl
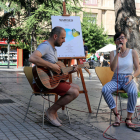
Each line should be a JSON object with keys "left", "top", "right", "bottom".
{"left": 32, "top": 81, "right": 71, "bottom": 96}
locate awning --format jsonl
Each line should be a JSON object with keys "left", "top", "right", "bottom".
{"left": 96, "top": 44, "right": 116, "bottom": 53}
{"left": 0, "top": 39, "right": 16, "bottom": 45}
{"left": 0, "top": 39, "right": 7, "bottom": 45}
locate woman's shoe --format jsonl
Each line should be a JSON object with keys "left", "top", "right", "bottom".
{"left": 112, "top": 113, "right": 121, "bottom": 127}
{"left": 125, "top": 118, "right": 135, "bottom": 129}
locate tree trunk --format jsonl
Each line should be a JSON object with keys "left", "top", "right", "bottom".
{"left": 114, "top": 0, "right": 140, "bottom": 91}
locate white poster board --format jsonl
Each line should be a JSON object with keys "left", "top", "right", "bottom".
{"left": 51, "top": 16, "right": 85, "bottom": 58}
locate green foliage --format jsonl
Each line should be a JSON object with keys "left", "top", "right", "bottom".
{"left": 22, "top": 0, "right": 81, "bottom": 39}
{"left": 0, "top": 27, "right": 22, "bottom": 41}
{"left": 137, "top": 92, "right": 140, "bottom": 98}
{"left": 10, "top": 35, "right": 46, "bottom": 50}
{"left": 120, "top": 93, "right": 128, "bottom": 98}
{"left": 114, "top": 92, "right": 140, "bottom": 98}
{"left": 108, "top": 37, "right": 115, "bottom": 44}
{"left": 0, "top": 1, "right": 9, "bottom": 12}
{"left": 0, "top": 0, "right": 82, "bottom": 50}
{"left": 81, "top": 15, "right": 114, "bottom": 53}
{"left": 10, "top": 38, "right": 31, "bottom": 50}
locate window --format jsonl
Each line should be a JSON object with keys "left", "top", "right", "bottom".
{"left": 83, "top": 0, "right": 98, "bottom": 6}
{"left": 83, "top": 13, "right": 97, "bottom": 23}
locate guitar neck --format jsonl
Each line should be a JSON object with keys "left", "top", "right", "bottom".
{"left": 62, "top": 64, "right": 86, "bottom": 73}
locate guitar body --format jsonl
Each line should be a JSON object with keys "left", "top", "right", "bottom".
{"left": 32, "top": 61, "right": 69, "bottom": 90}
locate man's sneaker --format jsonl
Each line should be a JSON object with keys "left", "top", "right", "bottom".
{"left": 89, "top": 74, "right": 93, "bottom": 80}
{"left": 74, "top": 77, "right": 80, "bottom": 80}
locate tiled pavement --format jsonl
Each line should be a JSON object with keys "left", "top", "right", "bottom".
{"left": 0, "top": 92, "right": 113, "bottom": 140}
{"left": 0, "top": 68, "right": 140, "bottom": 140}
{"left": 0, "top": 92, "right": 95, "bottom": 140}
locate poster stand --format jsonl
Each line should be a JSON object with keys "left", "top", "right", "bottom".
{"left": 54, "top": 1, "right": 92, "bottom": 113}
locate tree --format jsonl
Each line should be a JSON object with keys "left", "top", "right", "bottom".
{"left": 81, "top": 15, "right": 114, "bottom": 53}
{"left": 114, "top": 0, "right": 140, "bottom": 90}
{"left": 0, "top": 1, "right": 22, "bottom": 42}
{"left": 0, "top": 0, "right": 81, "bottom": 51}
{"left": 115, "top": 0, "right": 140, "bottom": 51}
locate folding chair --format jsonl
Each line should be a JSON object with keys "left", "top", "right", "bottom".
{"left": 95, "top": 67, "right": 139, "bottom": 124}
{"left": 23, "top": 67, "right": 71, "bottom": 128}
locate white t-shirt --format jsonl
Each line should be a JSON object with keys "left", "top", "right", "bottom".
{"left": 100, "top": 56, "right": 104, "bottom": 62}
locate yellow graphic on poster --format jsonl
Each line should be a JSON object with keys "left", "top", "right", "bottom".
{"left": 72, "top": 29, "right": 80, "bottom": 37}
{"left": 65, "top": 28, "right": 80, "bottom": 42}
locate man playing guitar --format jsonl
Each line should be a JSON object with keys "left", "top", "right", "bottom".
{"left": 29, "top": 26, "right": 79, "bottom": 127}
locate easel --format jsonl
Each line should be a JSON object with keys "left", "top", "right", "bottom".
{"left": 55, "top": 1, "right": 92, "bottom": 113}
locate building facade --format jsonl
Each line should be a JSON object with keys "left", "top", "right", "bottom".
{"left": 82, "top": 0, "right": 140, "bottom": 37}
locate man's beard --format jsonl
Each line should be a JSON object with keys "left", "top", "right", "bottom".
{"left": 54, "top": 40, "right": 61, "bottom": 47}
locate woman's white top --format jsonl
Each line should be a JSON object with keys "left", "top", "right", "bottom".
{"left": 114, "top": 49, "right": 133, "bottom": 74}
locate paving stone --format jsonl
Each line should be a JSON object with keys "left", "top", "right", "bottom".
{"left": 39, "top": 139, "right": 50, "bottom": 140}
{"left": 58, "top": 137, "right": 69, "bottom": 140}
{"left": 0, "top": 138, "right": 9, "bottom": 140}
{"left": 19, "top": 138, "right": 29, "bottom": 140}
{"left": 9, "top": 137, "right": 19, "bottom": 140}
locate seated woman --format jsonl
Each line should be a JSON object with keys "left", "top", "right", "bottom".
{"left": 102, "top": 32, "right": 140, "bottom": 128}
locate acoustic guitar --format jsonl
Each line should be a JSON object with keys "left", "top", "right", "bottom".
{"left": 32, "top": 61, "right": 89, "bottom": 91}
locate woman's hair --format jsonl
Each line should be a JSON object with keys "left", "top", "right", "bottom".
{"left": 114, "top": 32, "right": 127, "bottom": 41}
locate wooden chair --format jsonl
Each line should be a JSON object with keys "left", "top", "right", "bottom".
{"left": 23, "top": 67, "right": 71, "bottom": 128}
{"left": 95, "top": 67, "right": 138, "bottom": 124}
